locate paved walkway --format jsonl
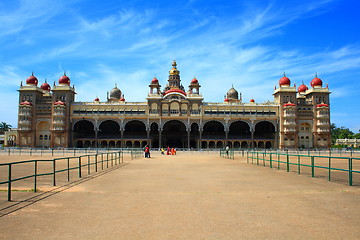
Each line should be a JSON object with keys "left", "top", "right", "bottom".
{"left": 0, "top": 152, "right": 359, "bottom": 239}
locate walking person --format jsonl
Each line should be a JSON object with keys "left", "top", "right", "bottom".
{"left": 225, "top": 145, "right": 229, "bottom": 156}
{"left": 144, "top": 145, "right": 150, "bottom": 158}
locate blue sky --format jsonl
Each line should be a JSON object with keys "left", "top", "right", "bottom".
{"left": 1, "top": 0, "right": 360, "bottom": 131}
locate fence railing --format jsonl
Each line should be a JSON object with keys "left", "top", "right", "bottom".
{"left": 220, "top": 149, "right": 234, "bottom": 159}
{"left": 0, "top": 151, "right": 123, "bottom": 201}
{"left": 246, "top": 151, "right": 360, "bottom": 186}
{"left": 129, "top": 149, "right": 144, "bottom": 159}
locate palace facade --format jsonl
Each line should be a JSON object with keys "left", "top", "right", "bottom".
{"left": 17, "top": 61, "right": 331, "bottom": 149}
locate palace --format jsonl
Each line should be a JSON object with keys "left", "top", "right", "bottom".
{"left": 16, "top": 61, "right": 331, "bottom": 149}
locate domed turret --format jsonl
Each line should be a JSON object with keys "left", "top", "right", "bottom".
{"left": 40, "top": 80, "right": 51, "bottom": 91}
{"left": 191, "top": 77, "right": 198, "bottom": 84}
{"left": 26, "top": 73, "right": 38, "bottom": 86}
{"left": 109, "top": 84, "right": 121, "bottom": 100}
{"left": 310, "top": 73, "right": 323, "bottom": 88}
{"left": 279, "top": 73, "right": 291, "bottom": 87}
{"left": 59, "top": 73, "right": 70, "bottom": 85}
{"left": 226, "top": 86, "right": 238, "bottom": 100}
{"left": 298, "top": 82, "right": 308, "bottom": 93}
{"left": 151, "top": 77, "right": 159, "bottom": 84}
{"left": 250, "top": 99, "right": 255, "bottom": 103}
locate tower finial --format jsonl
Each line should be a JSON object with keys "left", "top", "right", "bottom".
{"left": 45, "top": 78, "right": 47, "bottom": 83}
{"left": 315, "top": 72, "right": 318, "bottom": 78}
{"left": 283, "top": 72, "right": 286, "bottom": 77}
{"left": 32, "top": 71, "right": 34, "bottom": 76}
{"left": 172, "top": 60, "right": 177, "bottom": 67}
{"left": 64, "top": 71, "right": 66, "bottom": 76}
{"left": 115, "top": 83, "right": 117, "bottom": 88}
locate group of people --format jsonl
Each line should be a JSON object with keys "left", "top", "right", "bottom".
{"left": 144, "top": 146, "right": 177, "bottom": 158}
{"left": 161, "top": 146, "right": 177, "bottom": 155}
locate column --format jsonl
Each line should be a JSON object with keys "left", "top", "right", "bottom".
{"left": 120, "top": 129, "right": 124, "bottom": 148}
{"left": 187, "top": 129, "right": 190, "bottom": 150}
{"left": 199, "top": 128, "right": 202, "bottom": 149}
{"left": 159, "top": 128, "right": 162, "bottom": 148}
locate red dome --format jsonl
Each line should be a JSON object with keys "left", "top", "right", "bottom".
{"left": 54, "top": 100, "right": 65, "bottom": 105}
{"left": 164, "top": 89, "right": 187, "bottom": 96}
{"left": 94, "top": 97, "right": 100, "bottom": 101}
{"left": 151, "top": 77, "right": 159, "bottom": 84}
{"left": 279, "top": 76, "right": 291, "bottom": 86}
{"left": 250, "top": 99, "right": 255, "bottom": 103}
{"left": 284, "top": 103, "right": 296, "bottom": 107}
{"left": 59, "top": 74, "right": 70, "bottom": 85}
{"left": 26, "top": 74, "right": 38, "bottom": 85}
{"left": 40, "top": 82, "right": 51, "bottom": 91}
{"left": 298, "top": 84, "right": 308, "bottom": 93}
{"left": 120, "top": 97, "right": 125, "bottom": 101}
{"left": 191, "top": 78, "right": 198, "bottom": 84}
{"left": 224, "top": 98, "right": 229, "bottom": 102}
{"left": 20, "top": 100, "right": 32, "bottom": 106}
{"left": 316, "top": 103, "right": 329, "bottom": 108}
{"left": 310, "top": 77, "right": 323, "bottom": 87}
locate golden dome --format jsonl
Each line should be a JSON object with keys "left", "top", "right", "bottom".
{"left": 169, "top": 60, "right": 180, "bottom": 75}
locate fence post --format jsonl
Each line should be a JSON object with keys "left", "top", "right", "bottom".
{"left": 34, "top": 161, "right": 37, "bottom": 192}
{"left": 311, "top": 156, "right": 315, "bottom": 178}
{"left": 270, "top": 153, "right": 272, "bottom": 168}
{"left": 246, "top": 151, "right": 249, "bottom": 163}
{"left": 52, "top": 148, "right": 54, "bottom": 156}
{"left": 95, "top": 154, "right": 98, "bottom": 172}
{"left": 328, "top": 157, "right": 331, "bottom": 181}
{"left": 286, "top": 154, "right": 289, "bottom": 172}
{"left": 87, "top": 155, "right": 90, "bottom": 175}
{"left": 8, "top": 164, "right": 12, "bottom": 201}
{"left": 101, "top": 154, "right": 104, "bottom": 170}
{"left": 78, "top": 156, "right": 82, "bottom": 178}
{"left": 107, "top": 153, "right": 109, "bottom": 168}
{"left": 67, "top": 158, "right": 70, "bottom": 181}
{"left": 53, "top": 160, "right": 56, "bottom": 186}
{"left": 298, "top": 155, "right": 300, "bottom": 174}
{"left": 349, "top": 158, "right": 353, "bottom": 186}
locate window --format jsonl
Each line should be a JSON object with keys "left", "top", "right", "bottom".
{"left": 44, "top": 135, "right": 48, "bottom": 140}
{"left": 39, "top": 135, "right": 43, "bottom": 140}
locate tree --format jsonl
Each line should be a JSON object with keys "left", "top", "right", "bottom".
{"left": 331, "top": 123, "right": 354, "bottom": 144}
{"left": 0, "top": 122, "right": 12, "bottom": 134}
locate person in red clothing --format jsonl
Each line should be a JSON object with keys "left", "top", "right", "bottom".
{"left": 144, "top": 145, "right": 150, "bottom": 158}
{"left": 166, "top": 146, "right": 170, "bottom": 155}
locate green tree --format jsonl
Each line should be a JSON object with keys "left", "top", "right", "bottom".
{"left": 0, "top": 122, "right": 12, "bottom": 134}
{"left": 331, "top": 123, "right": 354, "bottom": 144}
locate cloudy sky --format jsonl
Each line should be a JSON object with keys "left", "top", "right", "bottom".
{"left": 0, "top": 0, "right": 359, "bottom": 131}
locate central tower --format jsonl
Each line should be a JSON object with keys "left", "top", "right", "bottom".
{"left": 164, "top": 60, "right": 185, "bottom": 92}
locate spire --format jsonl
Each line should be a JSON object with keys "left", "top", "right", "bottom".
{"left": 32, "top": 71, "right": 34, "bottom": 76}
{"left": 315, "top": 72, "right": 318, "bottom": 78}
{"left": 172, "top": 60, "right": 177, "bottom": 67}
{"left": 64, "top": 71, "right": 66, "bottom": 76}
{"left": 20, "top": 81, "right": 23, "bottom": 86}
{"left": 283, "top": 72, "right": 286, "bottom": 77}
{"left": 45, "top": 78, "right": 47, "bottom": 83}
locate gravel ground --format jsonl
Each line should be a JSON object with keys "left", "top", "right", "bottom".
{"left": 0, "top": 152, "right": 359, "bottom": 240}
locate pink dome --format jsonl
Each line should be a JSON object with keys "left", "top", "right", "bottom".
{"left": 151, "top": 77, "right": 159, "bottom": 84}
{"left": 250, "top": 99, "right": 255, "bottom": 103}
{"left": 94, "top": 97, "right": 100, "bottom": 101}
{"left": 284, "top": 103, "right": 296, "bottom": 107}
{"left": 191, "top": 78, "right": 198, "bottom": 84}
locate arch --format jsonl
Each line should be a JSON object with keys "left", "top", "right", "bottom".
{"left": 202, "top": 120, "right": 225, "bottom": 140}
{"left": 209, "top": 141, "right": 216, "bottom": 148}
{"left": 141, "top": 141, "right": 147, "bottom": 148}
{"left": 234, "top": 141, "right": 240, "bottom": 148}
{"left": 109, "top": 141, "right": 115, "bottom": 148}
{"left": 116, "top": 141, "right": 121, "bottom": 148}
{"left": 74, "top": 120, "right": 95, "bottom": 139}
{"left": 76, "top": 140, "right": 83, "bottom": 148}
{"left": 241, "top": 141, "right": 248, "bottom": 148}
{"left": 36, "top": 121, "right": 50, "bottom": 147}
{"left": 126, "top": 141, "right": 132, "bottom": 148}
{"left": 265, "top": 141, "right": 272, "bottom": 149}
{"left": 124, "top": 120, "right": 147, "bottom": 140}
{"left": 84, "top": 140, "right": 91, "bottom": 148}
{"left": 202, "top": 141, "right": 208, "bottom": 149}
{"left": 162, "top": 120, "right": 187, "bottom": 148}
{"left": 150, "top": 122, "right": 159, "bottom": 148}
{"left": 101, "top": 141, "right": 107, "bottom": 148}
{"left": 217, "top": 141, "right": 223, "bottom": 148}
{"left": 258, "top": 141, "right": 264, "bottom": 148}
{"left": 99, "top": 120, "right": 120, "bottom": 139}
{"left": 134, "top": 141, "right": 140, "bottom": 148}
{"left": 190, "top": 122, "right": 199, "bottom": 148}
{"left": 254, "top": 121, "right": 276, "bottom": 139}
{"left": 228, "top": 121, "right": 251, "bottom": 139}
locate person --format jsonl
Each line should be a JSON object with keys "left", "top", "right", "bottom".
{"left": 174, "top": 147, "right": 177, "bottom": 155}
{"left": 167, "top": 146, "right": 171, "bottom": 155}
{"left": 171, "top": 147, "right": 175, "bottom": 155}
{"left": 161, "top": 148, "right": 165, "bottom": 155}
{"left": 144, "top": 145, "right": 150, "bottom": 158}
{"left": 225, "top": 146, "right": 229, "bottom": 156}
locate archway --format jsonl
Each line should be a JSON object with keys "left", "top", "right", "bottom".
{"left": 99, "top": 120, "right": 120, "bottom": 139}
{"left": 150, "top": 122, "right": 159, "bottom": 148}
{"left": 124, "top": 120, "right": 147, "bottom": 140}
{"left": 36, "top": 121, "right": 50, "bottom": 147}
{"left": 254, "top": 121, "right": 276, "bottom": 139}
{"left": 162, "top": 120, "right": 187, "bottom": 148}
{"left": 74, "top": 120, "right": 95, "bottom": 139}
{"left": 190, "top": 122, "right": 199, "bottom": 148}
{"left": 202, "top": 121, "right": 225, "bottom": 140}
{"left": 228, "top": 121, "right": 251, "bottom": 139}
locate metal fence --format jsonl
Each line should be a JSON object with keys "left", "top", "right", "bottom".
{"left": 246, "top": 151, "right": 360, "bottom": 186}
{"left": 0, "top": 151, "right": 123, "bottom": 201}
{"left": 219, "top": 149, "right": 234, "bottom": 159}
